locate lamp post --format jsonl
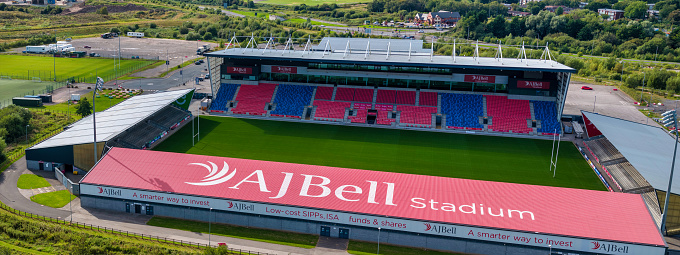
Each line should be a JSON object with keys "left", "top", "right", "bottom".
{"left": 377, "top": 227, "right": 381, "bottom": 255}
{"left": 661, "top": 109, "right": 678, "bottom": 235}
{"left": 208, "top": 208, "right": 213, "bottom": 246}
{"left": 640, "top": 72, "right": 646, "bottom": 105}
{"left": 25, "top": 125, "right": 29, "bottom": 142}
{"left": 549, "top": 244, "right": 552, "bottom": 254}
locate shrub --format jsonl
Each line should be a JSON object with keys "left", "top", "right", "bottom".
{"left": 149, "top": 23, "right": 157, "bottom": 29}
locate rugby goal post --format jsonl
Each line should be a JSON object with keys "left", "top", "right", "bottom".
{"left": 0, "top": 76, "right": 11, "bottom": 80}
{"left": 32, "top": 77, "right": 41, "bottom": 83}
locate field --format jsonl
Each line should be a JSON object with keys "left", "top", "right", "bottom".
{"left": 257, "top": 0, "right": 371, "bottom": 5}
{"left": 287, "top": 18, "right": 347, "bottom": 27}
{"left": 0, "top": 79, "right": 64, "bottom": 108}
{"left": 0, "top": 55, "right": 157, "bottom": 82}
{"left": 154, "top": 116, "right": 605, "bottom": 191}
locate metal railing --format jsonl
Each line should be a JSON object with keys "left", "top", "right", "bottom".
{"left": 0, "top": 186, "right": 272, "bottom": 255}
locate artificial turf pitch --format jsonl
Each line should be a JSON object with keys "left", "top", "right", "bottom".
{"left": 154, "top": 116, "right": 606, "bottom": 191}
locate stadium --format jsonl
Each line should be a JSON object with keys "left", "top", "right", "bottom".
{"left": 24, "top": 37, "right": 669, "bottom": 255}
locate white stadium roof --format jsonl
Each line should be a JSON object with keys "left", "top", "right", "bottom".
{"left": 583, "top": 111, "right": 680, "bottom": 194}
{"left": 30, "top": 89, "right": 193, "bottom": 150}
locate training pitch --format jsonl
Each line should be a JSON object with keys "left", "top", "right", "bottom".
{"left": 0, "top": 79, "right": 60, "bottom": 106}
{"left": 0, "top": 55, "right": 156, "bottom": 81}
{"left": 154, "top": 116, "right": 606, "bottom": 191}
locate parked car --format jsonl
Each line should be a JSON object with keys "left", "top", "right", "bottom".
{"left": 83, "top": 45, "right": 91, "bottom": 49}
{"left": 581, "top": 86, "right": 593, "bottom": 90}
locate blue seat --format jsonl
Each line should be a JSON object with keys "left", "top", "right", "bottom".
{"left": 532, "top": 101, "right": 561, "bottom": 134}
{"left": 271, "top": 85, "right": 315, "bottom": 117}
{"left": 440, "top": 93, "right": 484, "bottom": 129}
{"left": 209, "top": 84, "right": 239, "bottom": 111}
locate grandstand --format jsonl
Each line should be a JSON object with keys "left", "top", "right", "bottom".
{"left": 25, "top": 89, "right": 194, "bottom": 172}
{"left": 581, "top": 111, "right": 680, "bottom": 233}
{"left": 205, "top": 37, "right": 573, "bottom": 138}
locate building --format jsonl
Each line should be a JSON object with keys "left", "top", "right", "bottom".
{"left": 25, "top": 89, "right": 194, "bottom": 172}
{"left": 598, "top": 9, "right": 625, "bottom": 21}
{"left": 202, "top": 37, "right": 572, "bottom": 137}
{"left": 519, "top": 0, "right": 542, "bottom": 6}
{"left": 414, "top": 11, "right": 461, "bottom": 26}
{"left": 544, "top": 5, "right": 572, "bottom": 14}
{"left": 508, "top": 11, "right": 531, "bottom": 17}
{"left": 581, "top": 111, "right": 680, "bottom": 236}
{"left": 80, "top": 147, "right": 667, "bottom": 255}
{"left": 647, "top": 10, "right": 660, "bottom": 19}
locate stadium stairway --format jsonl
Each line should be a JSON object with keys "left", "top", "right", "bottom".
{"left": 371, "top": 88, "right": 378, "bottom": 108}
{"left": 415, "top": 90, "right": 420, "bottom": 106}
{"left": 331, "top": 86, "right": 337, "bottom": 100}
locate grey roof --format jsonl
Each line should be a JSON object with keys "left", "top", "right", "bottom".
{"left": 582, "top": 111, "right": 680, "bottom": 194}
{"left": 29, "top": 89, "right": 193, "bottom": 150}
{"left": 311, "top": 37, "right": 430, "bottom": 53}
{"left": 206, "top": 46, "right": 576, "bottom": 73}
{"left": 431, "top": 11, "right": 461, "bottom": 19}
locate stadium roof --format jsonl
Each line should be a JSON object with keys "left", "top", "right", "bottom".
{"left": 582, "top": 111, "right": 680, "bottom": 194}
{"left": 30, "top": 89, "right": 193, "bottom": 150}
{"left": 206, "top": 38, "right": 576, "bottom": 73}
{"left": 311, "top": 37, "right": 430, "bottom": 53}
{"left": 81, "top": 147, "right": 664, "bottom": 246}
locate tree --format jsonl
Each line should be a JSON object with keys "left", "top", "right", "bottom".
{"left": 96, "top": 6, "right": 108, "bottom": 15}
{"left": 530, "top": 5, "right": 541, "bottom": 15}
{"left": 76, "top": 97, "right": 92, "bottom": 117}
{"left": 487, "top": 16, "right": 507, "bottom": 38}
{"left": 668, "top": 10, "right": 680, "bottom": 25}
{"left": 179, "top": 27, "right": 189, "bottom": 34}
{"left": 667, "top": 76, "right": 680, "bottom": 93}
{"left": 586, "top": 0, "right": 611, "bottom": 12}
{"left": 110, "top": 27, "right": 120, "bottom": 34}
{"left": 624, "top": 1, "right": 647, "bottom": 19}
{"left": 625, "top": 74, "right": 643, "bottom": 88}
{"left": 150, "top": 23, "right": 157, "bottom": 29}
{"left": 0, "top": 137, "right": 6, "bottom": 163}
{"left": 556, "top": 7, "right": 563, "bottom": 15}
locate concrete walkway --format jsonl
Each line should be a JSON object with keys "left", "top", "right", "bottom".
{"left": 0, "top": 157, "right": 352, "bottom": 255}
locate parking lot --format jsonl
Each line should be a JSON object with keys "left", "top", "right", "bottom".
{"left": 563, "top": 80, "right": 657, "bottom": 126}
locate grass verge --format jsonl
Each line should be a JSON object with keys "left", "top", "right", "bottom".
{"left": 0, "top": 201, "right": 201, "bottom": 254}
{"left": 155, "top": 116, "right": 605, "bottom": 190}
{"left": 286, "top": 18, "right": 346, "bottom": 27}
{"left": 348, "top": 240, "right": 462, "bottom": 255}
{"left": 147, "top": 216, "right": 318, "bottom": 248}
{"left": 30, "top": 190, "right": 75, "bottom": 208}
{"left": 16, "top": 174, "right": 51, "bottom": 190}
{"left": 0, "top": 239, "right": 52, "bottom": 255}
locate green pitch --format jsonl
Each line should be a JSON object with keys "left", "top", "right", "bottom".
{"left": 154, "top": 116, "right": 606, "bottom": 191}
{"left": 0, "top": 79, "right": 61, "bottom": 107}
{"left": 0, "top": 55, "right": 155, "bottom": 82}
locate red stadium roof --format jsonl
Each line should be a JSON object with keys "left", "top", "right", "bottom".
{"left": 82, "top": 148, "right": 664, "bottom": 246}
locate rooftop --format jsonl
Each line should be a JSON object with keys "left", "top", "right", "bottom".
{"left": 206, "top": 38, "right": 575, "bottom": 73}
{"left": 583, "top": 111, "right": 680, "bottom": 194}
{"left": 29, "top": 89, "right": 193, "bottom": 150}
{"left": 81, "top": 147, "right": 664, "bottom": 247}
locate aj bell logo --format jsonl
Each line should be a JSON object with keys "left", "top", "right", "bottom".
{"left": 471, "top": 75, "right": 489, "bottom": 81}
{"left": 227, "top": 201, "right": 255, "bottom": 211}
{"left": 185, "top": 161, "right": 237, "bottom": 186}
{"left": 98, "top": 187, "right": 122, "bottom": 196}
{"left": 592, "top": 241, "right": 629, "bottom": 253}
{"left": 423, "top": 223, "right": 456, "bottom": 234}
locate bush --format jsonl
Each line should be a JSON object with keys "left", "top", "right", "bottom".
{"left": 179, "top": 27, "right": 189, "bottom": 34}
{"left": 149, "top": 23, "right": 157, "bottom": 29}
{"left": 96, "top": 6, "right": 108, "bottom": 15}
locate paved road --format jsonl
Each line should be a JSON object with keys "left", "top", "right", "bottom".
{"left": 0, "top": 157, "right": 71, "bottom": 219}
{"left": 112, "top": 62, "right": 208, "bottom": 91}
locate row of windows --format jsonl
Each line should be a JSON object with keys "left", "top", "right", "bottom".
{"left": 222, "top": 72, "right": 508, "bottom": 93}
{"left": 308, "top": 63, "right": 453, "bottom": 75}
